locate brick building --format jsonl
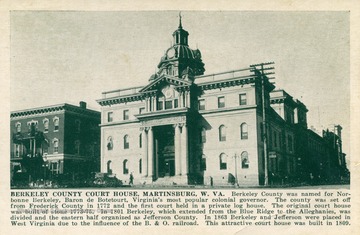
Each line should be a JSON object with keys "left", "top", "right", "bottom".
{"left": 10, "top": 102, "right": 100, "bottom": 186}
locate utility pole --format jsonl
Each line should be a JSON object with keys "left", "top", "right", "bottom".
{"left": 261, "top": 64, "right": 269, "bottom": 186}
{"left": 250, "top": 62, "right": 275, "bottom": 186}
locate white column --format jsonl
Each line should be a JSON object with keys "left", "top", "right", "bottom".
{"left": 150, "top": 97, "right": 153, "bottom": 112}
{"left": 148, "top": 127, "right": 154, "bottom": 178}
{"left": 184, "top": 91, "right": 187, "bottom": 107}
{"left": 152, "top": 97, "right": 157, "bottom": 111}
{"left": 145, "top": 98, "right": 149, "bottom": 112}
{"left": 184, "top": 91, "right": 190, "bottom": 108}
{"left": 186, "top": 91, "right": 190, "bottom": 108}
{"left": 174, "top": 124, "right": 181, "bottom": 175}
{"left": 179, "top": 92, "right": 183, "bottom": 108}
{"left": 181, "top": 124, "right": 188, "bottom": 175}
{"left": 142, "top": 128, "right": 148, "bottom": 176}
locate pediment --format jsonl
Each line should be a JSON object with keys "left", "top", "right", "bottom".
{"left": 140, "top": 75, "right": 191, "bottom": 93}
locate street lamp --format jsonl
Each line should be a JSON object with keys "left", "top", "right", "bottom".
{"left": 42, "top": 154, "right": 48, "bottom": 181}
{"left": 234, "top": 153, "right": 239, "bottom": 187}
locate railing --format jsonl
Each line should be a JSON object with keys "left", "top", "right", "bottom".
{"left": 101, "top": 64, "right": 274, "bottom": 98}
{"left": 101, "top": 86, "right": 144, "bottom": 99}
{"left": 195, "top": 67, "right": 253, "bottom": 84}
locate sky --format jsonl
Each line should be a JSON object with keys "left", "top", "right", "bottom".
{"left": 10, "top": 11, "right": 350, "bottom": 155}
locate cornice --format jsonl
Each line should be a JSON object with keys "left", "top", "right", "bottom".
{"left": 199, "top": 105, "right": 257, "bottom": 116}
{"left": 11, "top": 103, "right": 100, "bottom": 119}
{"left": 100, "top": 119, "right": 139, "bottom": 127}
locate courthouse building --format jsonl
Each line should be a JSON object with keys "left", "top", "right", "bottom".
{"left": 10, "top": 102, "right": 101, "bottom": 185}
{"left": 97, "top": 17, "right": 348, "bottom": 186}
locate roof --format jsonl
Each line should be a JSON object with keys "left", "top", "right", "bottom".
{"left": 11, "top": 103, "right": 100, "bottom": 118}
{"left": 97, "top": 64, "right": 276, "bottom": 106}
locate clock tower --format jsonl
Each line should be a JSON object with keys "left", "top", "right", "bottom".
{"left": 151, "top": 13, "right": 205, "bottom": 82}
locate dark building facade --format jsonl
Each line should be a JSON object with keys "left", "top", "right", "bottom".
{"left": 10, "top": 102, "right": 101, "bottom": 186}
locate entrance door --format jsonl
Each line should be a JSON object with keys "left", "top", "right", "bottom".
{"left": 164, "top": 159, "right": 175, "bottom": 176}
{"left": 154, "top": 125, "right": 175, "bottom": 179}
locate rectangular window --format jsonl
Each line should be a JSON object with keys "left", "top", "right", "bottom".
{"left": 239, "top": 93, "right": 247, "bottom": 105}
{"left": 157, "top": 101, "right": 163, "bottom": 110}
{"left": 202, "top": 130, "right": 206, "bottom": 143}
{"left": 123, "top": 110, "right": 129, "bottom": 120}
{"left": 174, "top": 99, "right": 179, "bottom": 108}
{"left": 199, "top": 99, "right": 205, "bottom": 110}
{"left": 50, "top": 162, "right": 59, "bottom": 175}
{"left": 139, "top": 107, "right": 145, "bottom": 114}
{"left": 218, "top": 96, "right": 225, "bottom": 108}
{"left": 107, "top": 112, "right": 113, "bottom": 122}
{"left": 15, "top": 144, "right": 20, "bottom": 157}
{"left": 165, "top": 100, "right": 172, "bottom": 110}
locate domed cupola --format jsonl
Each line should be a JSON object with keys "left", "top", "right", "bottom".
{"left": 154, "top": 13, "right": 205, "bottom": 82}
{"left": 172, "top": 14, "right": 189, "bottom": 46}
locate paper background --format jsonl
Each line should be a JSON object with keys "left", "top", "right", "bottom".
{"left": 1, "top": 0, "right": 359, "bottom": 234}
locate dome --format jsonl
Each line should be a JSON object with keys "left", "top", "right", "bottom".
{"left": 174, "top": 45, "right": 200, "bottom": 60}
{"left": 159, "top": 45, "right": 202, "bottom": 66}
{"left": 155, "top": 15, "right": 205, "bottom": 77}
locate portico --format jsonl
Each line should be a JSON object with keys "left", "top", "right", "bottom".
{"left": 139, "top": 113, "right": 189, "bottom": 184}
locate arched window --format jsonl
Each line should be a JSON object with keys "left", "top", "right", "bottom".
{"left": 139, "top": 159, "right": 142, "bottom": 174}
{"left": 15, "top": 122, "right": 21, "bottom": 133}
{"left": 241, "top": 123, "right": 248, "bottom": 140}
{"left": 53, "top": 117, "right": 59, "bottom": 131}
{"left": 124, "top": 135, "right": 129, "bottom": 149}
{"left": 53, "top": 138, "right": 59, "bottom": 153}
{"left": 43, "top": 119, "right": 49, "bottom": 132}
{"left": 107, "top": 136, "right": 113, "bottom": 150}
{"left": 123, "top": 160, "right": 129, "bottom": 174}
{"left": 27, "top": 120, "right": 38, "bottom": 132}
{"left": 107, "top": 160, "right": 112, "bottom": 174}
{"left": 219, "top": 125, "right": 226, "bottom": 141}
{"left": 241, "top": 151, "right": 249, "bottom": 169}
{"left": 219, "top": 153, "right": 227, "bottom": 170}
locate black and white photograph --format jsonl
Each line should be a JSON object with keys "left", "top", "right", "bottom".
{"left": 9, "top": 11, "right": 350, "bottom": 189}
{"left": 1, "top": 1, "right": 359, "bottom": 235}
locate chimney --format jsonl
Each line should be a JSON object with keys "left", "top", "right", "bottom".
{"left": 80, "top": 101, "right": 87, "bottom": 109}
